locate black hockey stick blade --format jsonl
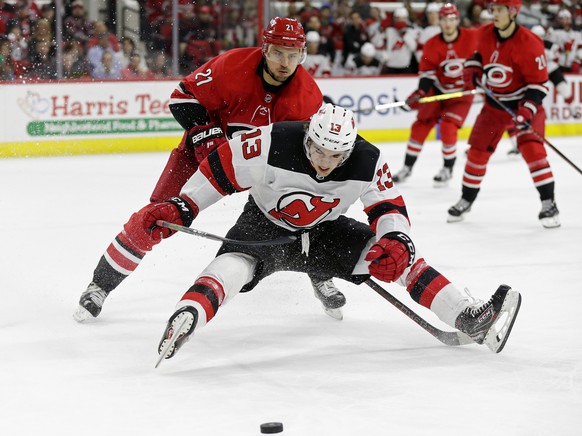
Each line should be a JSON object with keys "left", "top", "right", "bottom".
{"left": 156, "top": 220, "right": 297, "bottom": 246}
{"left": 365, "top": 279, "right": 474, "bottom": 347}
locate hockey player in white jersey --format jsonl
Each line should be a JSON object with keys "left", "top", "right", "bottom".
{"left": 124, "top": 104, "right": 521, "bottom": 361}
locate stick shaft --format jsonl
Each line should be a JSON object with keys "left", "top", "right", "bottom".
{"left": 478, "top": 83, "right": 582, "bottom": 175}
{"left": 365, "top": 279, "right": 473, "bottom": 346}
{"left": 156, "top": 220, "right": 297, "bottom": 246}
{"left": 355, "top": 89, "right": 481, "bottom": 113}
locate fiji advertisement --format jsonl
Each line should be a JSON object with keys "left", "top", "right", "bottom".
{"left": 1, "top": 75, "right": 581, "bottom": 157}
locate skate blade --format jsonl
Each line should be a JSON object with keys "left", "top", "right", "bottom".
{"left": 155, "top": 313, "right": 194, "bottom": 368}
{"left": 323, "top": 306, "right": 343, "bottom": 321}
{"left": 447, "top": 214, "right": 465, "bottom": 223}
{"left": 484, "top": 290, "right": 522, "bottom": 353}
{"left": 540, "top": 216, "right": 561, "bottom": 229}
{"left": 73, "top": 305, "right": 96, "bottom": 323}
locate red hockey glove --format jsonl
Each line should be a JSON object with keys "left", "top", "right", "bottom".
{"left": 365, "top": 232, "right": 415, "bottom": 282}
{"left": 462, "top": 56, "right": 483, "bottom": 91}
{"left": 402, "top": 89, "right": 426, "bottom": 112}
{"left": 186, "top": 123, "right": 225, "bottom": 163}
{"left": 123, "top": 196, "right": 198, "bottom": 252}
{"left": 515, "top": 101, "right": 536, "bottom": 131}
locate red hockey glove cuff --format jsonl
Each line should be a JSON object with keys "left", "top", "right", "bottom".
{"left": 462, "top": 56, "right": 483, "bottom": 91}
{"left": 365, "top": 232, "right": 416, "bottom": 282}
{"left": 403, "top": 89, "right": 426, "bottom": 112}
{"left": 186, "top": 123, "right": 226, "bottom": 163}
{"left": 515, "top": 101, "right": 536, "bottom": 130}
{"left": 124, "top": 196, "right": 199, "bottom": 252}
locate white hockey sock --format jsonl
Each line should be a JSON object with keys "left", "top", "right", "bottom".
{"left": 430, "top": 283, "right": 472, "bottom": 328}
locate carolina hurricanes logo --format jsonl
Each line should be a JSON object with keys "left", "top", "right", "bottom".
{"left": 440, "top": 59, "right": 464, "bottom": 78}
{"left": 484, "top": 64, "right": 514, "bottom": 88}
{"left": 268, "top": 192, "right": 340, "bottom": 228}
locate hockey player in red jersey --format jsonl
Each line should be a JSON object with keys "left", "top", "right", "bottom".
{"left": 448, "top": 0, "right": 560, "bottom": 228}
{"left": 393, "top": 3, "right": 478, "bottom": 187}
{"left": 73, "top": 18, "right": 348, "bottom": 323}
{"left": 125, "top": 103, "right": 522, "bottom": 362}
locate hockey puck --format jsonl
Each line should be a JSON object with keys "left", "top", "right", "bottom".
{"left": 260, "top": 422, "right": 283, "bottom": 434}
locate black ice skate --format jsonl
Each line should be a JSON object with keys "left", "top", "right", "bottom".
{"left": 455, "top": 285, "right": 521, "bottom": 353}
{"left": 538, "top": 199, "right": 560, "bottom": 229}
{"left": 311, "top": 278, "right": 346, "bottom": 321}
{"left": 392, "top": 166, "right": 412, "bottom": 183}
{"left": 156, "top": 306, "right": 198, "bottom": 367}
{"left": 447, "top": 198, "right": 473, "bottom": 223}
{"left": 73, "top": 282, "right": 110, "bottom": 322}
{"left": 433, "top": 167, "right": 453, "bottom": 188}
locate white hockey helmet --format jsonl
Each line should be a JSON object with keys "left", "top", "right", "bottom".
{"left": 304, "top": 103, "right": 358, "bottom": 165}
{"left": 531, "top": 25, "right": 546, "bottom": 39}
{"left": 394, "top": 7, "right": 409, "bottom": 19}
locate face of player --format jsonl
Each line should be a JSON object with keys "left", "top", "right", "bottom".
{"left": 264, "top": 45, "right": 302, "bottom": 84}
{"left": 440, "top": 16, "right": 459, "bottom": 38}
{"left": 306, "top": 139, "right": 348, "bottom": 177}
{"left": 490, "top": 5, "right": 513, "bottom": 29}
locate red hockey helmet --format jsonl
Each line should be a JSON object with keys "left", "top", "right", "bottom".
{"left": 439, "top": 3, "right": 460, "bottom": 19}
{"left": 262, "top": 17, "right": 306, "bottom": 49}
{"left": 489, "top": 0, "right": 522, "bottom": 11}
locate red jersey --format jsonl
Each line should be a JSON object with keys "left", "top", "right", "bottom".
{"left": 172, "top": 48, "right": 323, "bottom": 138}
{"left": 475, "top": 24, "right": 548, "bottom": 105}
{"left": 419, "top": 28, "right": 478, "bottom": 93}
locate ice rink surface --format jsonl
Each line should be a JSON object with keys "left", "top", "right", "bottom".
{"left": 1, "top": 136, "right": 581, "bottom": 435}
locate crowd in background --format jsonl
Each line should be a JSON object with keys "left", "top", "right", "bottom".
{"left": 0, "top": 0, "right": 581, "bottom": 81}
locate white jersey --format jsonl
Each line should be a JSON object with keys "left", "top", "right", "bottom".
{"left": 416, "top": 25, "right": 441, "bottom": 62}
{"left": 181, "top": 122, "right": 410, "bottom": 236}
{"left": 303, "top": 53, "right": 332, "bottom": 78}
{"left": 546, "top": 27, "right": 582, "bottom": 69}
{"left": 384, "top": 26, "right": 420, "bottom": 68}
{"left": 343, "top": 54, "right": 382, "bottom": 76}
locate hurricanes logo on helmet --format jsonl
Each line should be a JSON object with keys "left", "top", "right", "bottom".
{"left": 268, "top": 192, "right": 340, "bottom": 228}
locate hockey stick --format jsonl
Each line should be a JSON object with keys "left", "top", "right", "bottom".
{"left": 477, "top": 82, "right": 582, "bottom": 176}
{"left": 364, "top": 279, "right": 474, "bottom": 346}
{"left": 354, "top": 89, "right": 482, "bottom": 113}
{"left": 156, "top": 220, "right": 297, "bottom": 246}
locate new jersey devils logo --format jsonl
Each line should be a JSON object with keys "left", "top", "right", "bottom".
{"left": 484, "top": 64, "right": 513, "bottom": 88}
{"left": 268, "top": 192, "right": 340, "bottom": 228}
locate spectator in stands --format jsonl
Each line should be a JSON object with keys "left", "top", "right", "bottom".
{"left": 28, "top": 40, "right": 57, "bottom": 80}
{"left": 382, "top": 7, "right": 419, "bottom": 74}
{"left": 342, "top": 10, "right": 370, "bottom": 66}
{"left": 552, "top": 9, "right": 582, "bottom": 72}
{"left": 479, "top": 8, "right": 494, "bottom": 25}
{"left": 299, "top": 0, "right": 320, "bottom": 25}
{"left": 63, "top": 0, "right": 92, "bottom": 48}
{"left": 14, "top": 0, "right": 40, "bottom": 21}
{"left": 147, "top": 50, "right": 170, "bottom": 78}
{"left": 91, "top": 50, "right": 121, "bottom": 79}
{"left": 303, "top": 30, "right": 332, "bottom": 77}
{"left": 87, "top": 20, "right": 120, "bottom": 51}
{"left": 366, "top": 6, "right": 386, "bottom": 51}
{"left": 344, "top": 41, "right": 382, "bottom": 76}
{"left": 29, "top": 18, "right": 55, "bottom": 59}
{"left": 517, "top": 0, "right": 548, "bottom": 28}
{"left": 352, "top": 0, "right": 372, "bottom": 20}
{"left": 539, "top": 0, "right": 558, "bottom": 27}
{"left": 62, "top": 41, "right": 88, "bottom": 79}
{"left": 462, "top": 0, "right": 486, "bottom": 28}
{"left": 121, "top": 52, "right": 153, "bottom": 79}
{"left": 13, "top": 2, "right": 33, "bottom": 40}
{"left": 417, "top": 3, "right": 443, "bottom": 62}
{"left": 286, "top": 2, "right": 301, "bottom": 22}
{"left": 6, "top": 24, "right": 29, "bottom": 76}
{"left": 304, "top": 14, "right": 335, "bottom": 60}
{"left": 87, "top": 31, "right": 121, "bottom": 74}
{"left": 0, "top": 0, "right": 16, "bottom": 35}
{"left": 0, "top": 37, "right": 15, "bottom": 81}
{"left": 40, "top": 2, "right": 56, "bottom": 33}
